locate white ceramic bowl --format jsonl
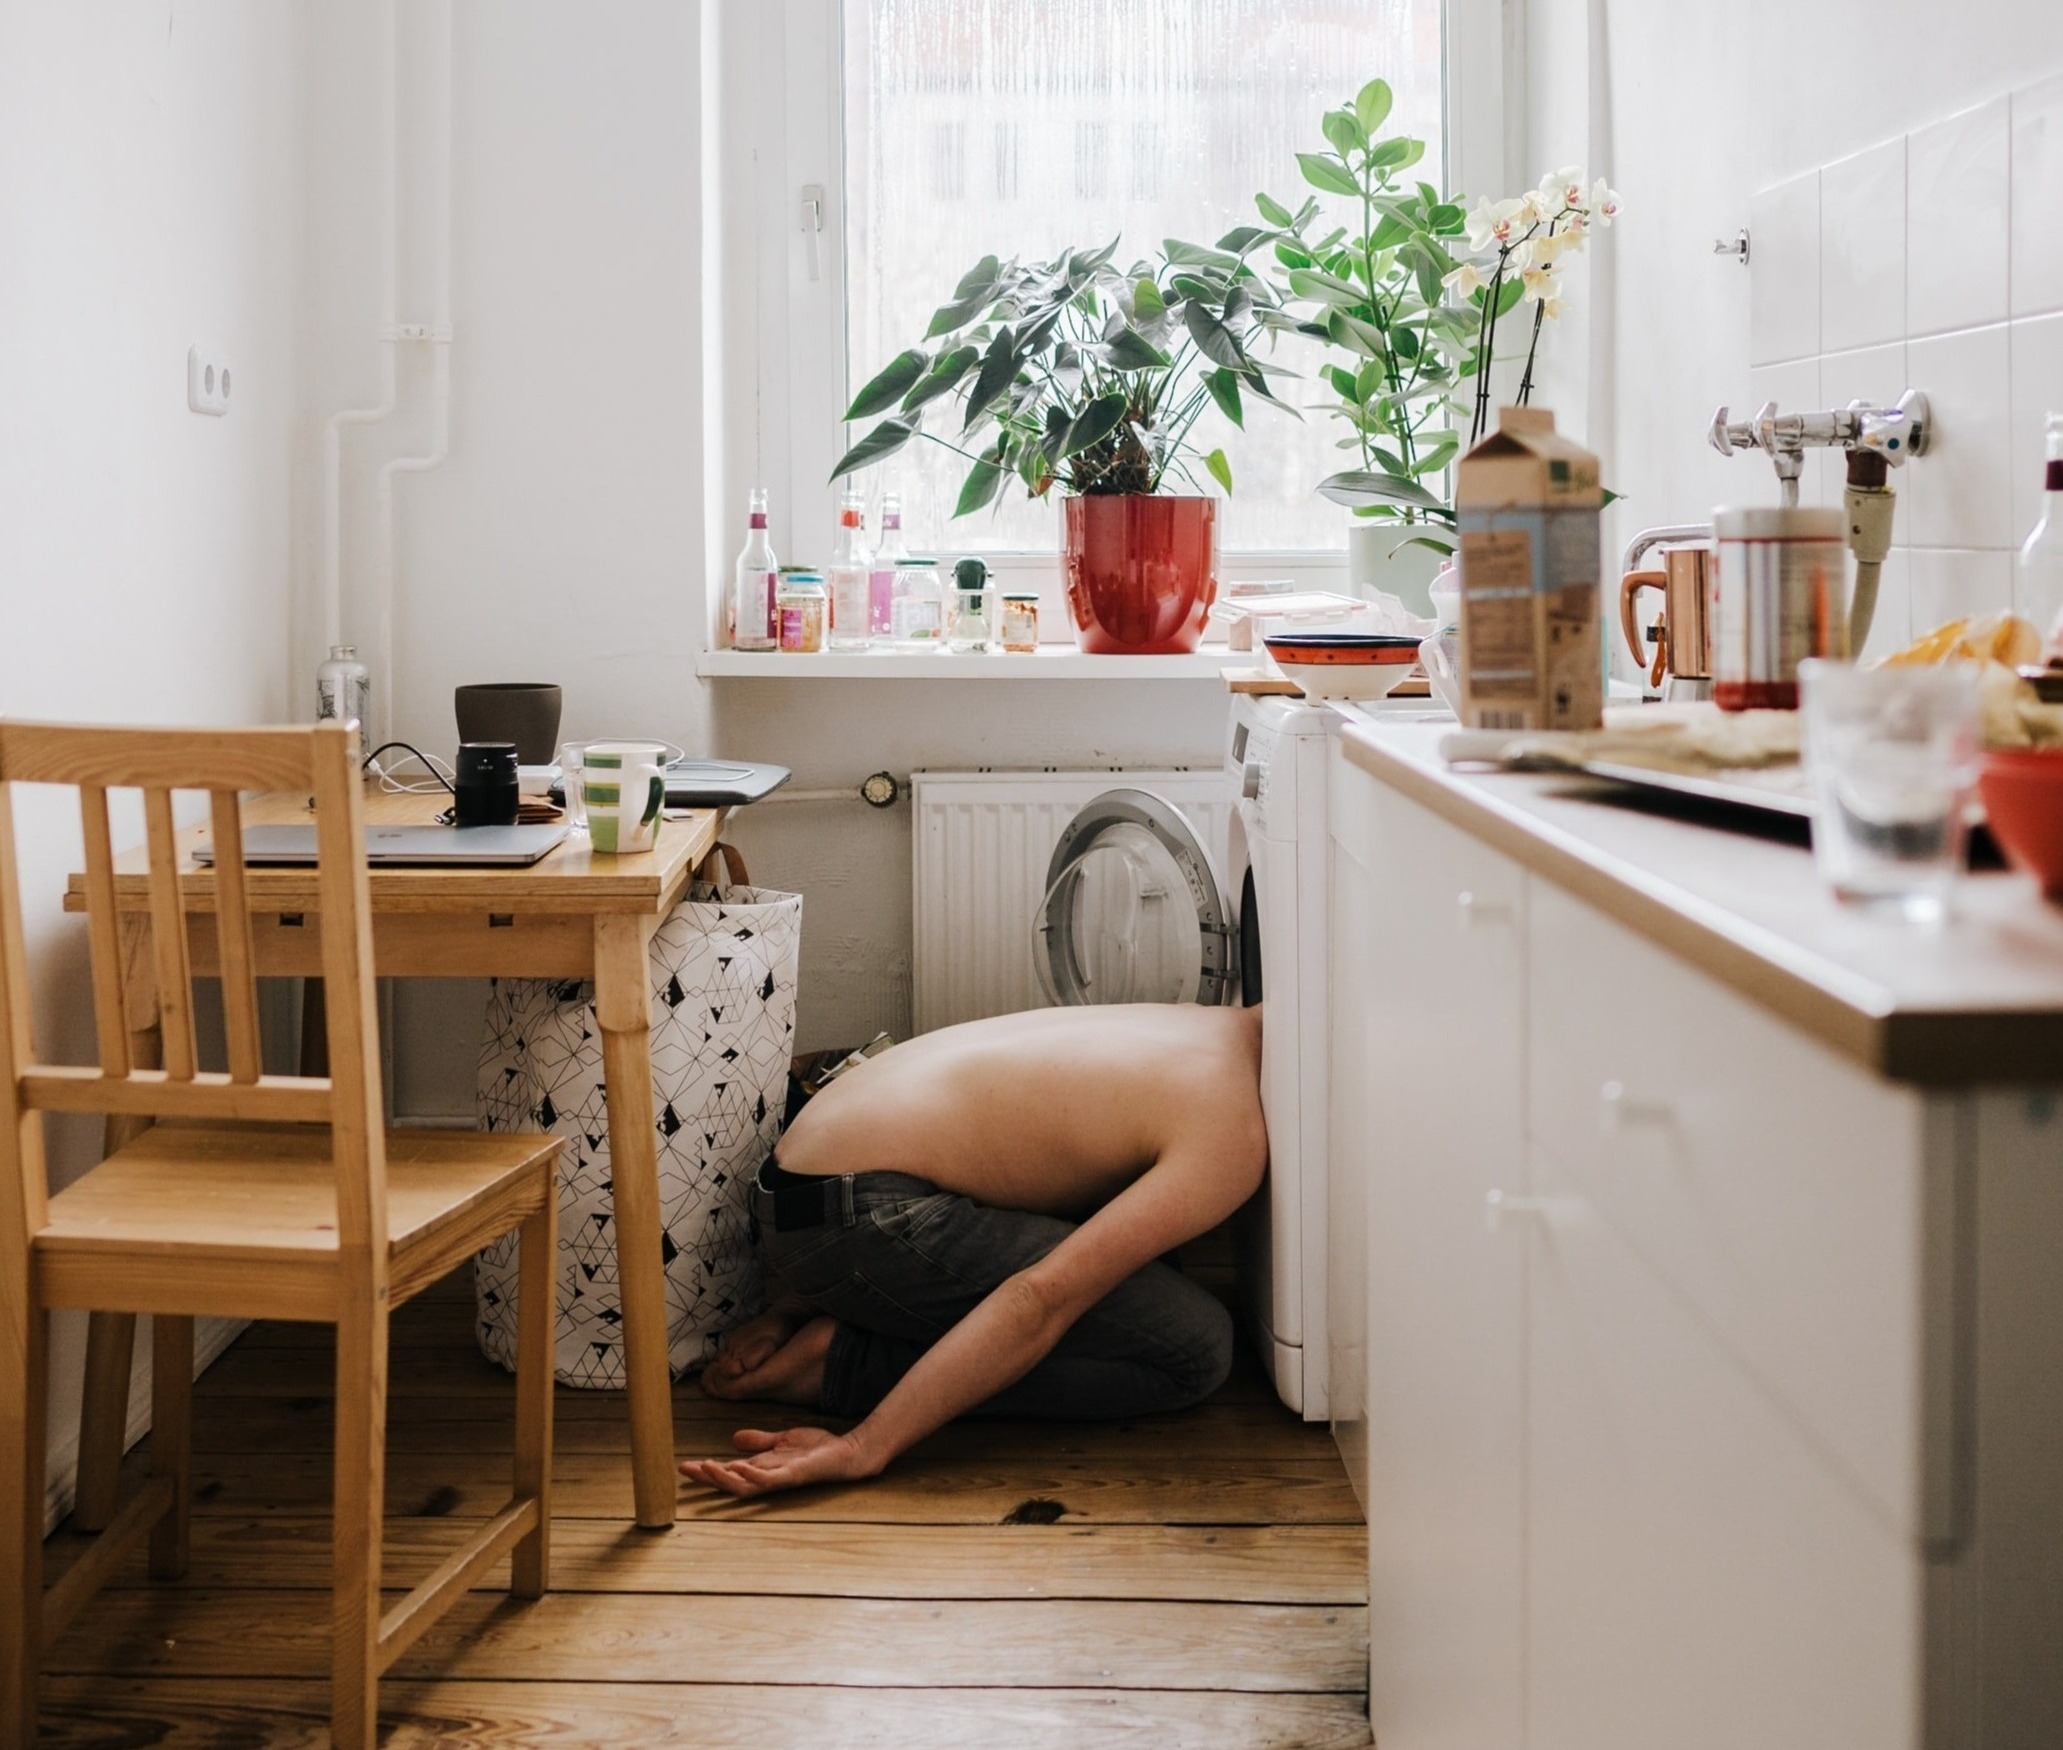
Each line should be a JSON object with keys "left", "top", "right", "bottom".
{"left": 1268, "top": 657, "right": 1419, "bottom": 702}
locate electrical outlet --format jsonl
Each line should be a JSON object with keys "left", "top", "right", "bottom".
{"left": 186, "top": 344, "right": 232, "bottom": 416}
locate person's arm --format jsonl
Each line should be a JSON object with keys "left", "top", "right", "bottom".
{"left": 680, "top": 1116, "right": 1264, "bottom": 1498}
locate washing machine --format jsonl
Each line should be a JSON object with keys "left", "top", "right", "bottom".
{"left": 1031, "top": 692, "right": 1335, "bottom": 1419}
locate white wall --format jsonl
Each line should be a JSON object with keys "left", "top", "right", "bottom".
{"left": 0, "top": 0, "right": 303, "bottom": 1519}
{"left": 309, "top": 1, "right": 1237, "bottom": 1120}
{"left": 1536, "top": 0, "right": 2063, "bottom": 657}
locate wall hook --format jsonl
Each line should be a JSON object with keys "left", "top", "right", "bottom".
{"left": 1713, "top": 229, "right": 1750, "bottom": 267}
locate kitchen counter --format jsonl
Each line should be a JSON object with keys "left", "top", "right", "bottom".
{"left": 1337, "top": 715, "right": 2063, "bottom": 1085}
{"left": 1327, "top": 711, "right": 2063, "bottom": 1747}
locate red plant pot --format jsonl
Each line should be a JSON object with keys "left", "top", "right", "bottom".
{"left": 1063, "top": 494, "right": 1217, "bottom": 654}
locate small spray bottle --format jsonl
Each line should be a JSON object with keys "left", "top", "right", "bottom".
{"left": 2016, "top": 411, "right": 2063, "bottom": 659}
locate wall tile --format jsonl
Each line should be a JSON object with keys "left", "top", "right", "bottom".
{"left": 1908, "top": 548, "right": 2012, "bottom": 630}
{"left": 1742, "top": 356, "right": 1824, "bottom": 508}
{"left": 1820, "top": 139, "right": 1905, "bottom": 353}
{"left": 2009, "top": 312, "right": 2063, "bottom": 544}
{"left": 1817, "top": 342, "right": 1912, "bottom": 509}
{"left": 1855, "top": 548, "right": 1912, "bottom": 660}
{"left": 1749, "top": 171, "right": 1820, "bottom": 366}
{"left": 1906, "top": 324, "right": 2013, "bottom": 548}
{"left": 1907, "top": 96, "right": 2010, "bottom": 336}
{"left": 2011, "top": 75, "right": 2063, "bottom": 315}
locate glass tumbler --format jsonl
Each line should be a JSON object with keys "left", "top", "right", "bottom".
{"left": 1799, "top": 660, "right": 1981, "bottom": 921}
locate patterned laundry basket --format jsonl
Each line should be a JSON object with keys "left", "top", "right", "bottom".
{"left": 473, "top": 847, "right": 801, "bottom": 1386}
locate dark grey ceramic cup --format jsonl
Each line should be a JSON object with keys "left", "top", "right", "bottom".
{"left": 453, "top": 683, "right": 562, "bottom": 764}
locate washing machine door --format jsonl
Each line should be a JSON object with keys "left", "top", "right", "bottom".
{"left": 1036, "top": 788, "right": 1233, "bottom": 1008}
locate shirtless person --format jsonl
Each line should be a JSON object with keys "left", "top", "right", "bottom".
{"left": 679, "top": 1002, "right": 1266, "bottom": 1500}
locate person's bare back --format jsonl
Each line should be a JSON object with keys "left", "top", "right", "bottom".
{"left": 682, "top": 1004, "right": 1268, "bottom": 1500}
{"left": 775, "top": 1002, "right": 1263, "bottom": 1218}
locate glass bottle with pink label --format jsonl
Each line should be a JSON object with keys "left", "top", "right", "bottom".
{"left": 828, "top": 488, "right": 873, "bottom": 650}
{"left": 871, "top": 490, "right": 908, "bottom": 639}
{"left": 730, "top": 487, "right": 778, "bottom": 650}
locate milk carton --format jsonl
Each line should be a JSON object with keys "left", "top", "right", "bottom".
{"left": 1455, "top": 406, "right": 1603, "bottom": 732}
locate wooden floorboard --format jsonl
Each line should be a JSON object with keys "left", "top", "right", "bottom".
{"left": 47, "top": 1590, "right": 1368, "bottom": 1691}
{"left": 39, "top": 1678, "right": 1378, "bottom": 1749}
{"left": 172, "top": 1448, "right": 1360, "bottom": 1525}
{"left": 42, "top": 1265, "right": 1372, "bottom": 1745}
{"left": 53, "top": 1516, "right": 1366, "bottom": 1603}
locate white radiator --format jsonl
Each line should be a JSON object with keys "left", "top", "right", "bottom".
{"left": 911, "top": 769, "right": 1235, "bottom": 1034}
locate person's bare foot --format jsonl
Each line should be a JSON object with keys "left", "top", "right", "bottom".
{"left": 699, "top": 1314, "right": 837, "bottom": 1407}
{"left": 700, "top": 1305, "right": 811, "bottom": 1396}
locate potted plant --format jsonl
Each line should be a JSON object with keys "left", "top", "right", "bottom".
{"left": 831, "top": 236, "right": 1293, "bottom": 654}
{"left": 1254, "top": 77, "right": 1619, "bottom": 612}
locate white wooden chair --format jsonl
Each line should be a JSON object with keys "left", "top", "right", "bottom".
{"left": 0, "top": 720, "right": 561, "bottom": 1748}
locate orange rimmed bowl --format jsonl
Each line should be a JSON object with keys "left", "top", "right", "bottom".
{"left": 1262, "top": 633, "right": 1423, "bottom": 702}
{"left": 1977, "top": 748, "right": 2063, "bottom": 896}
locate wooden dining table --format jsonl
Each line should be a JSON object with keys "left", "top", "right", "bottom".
{"left": 65, "top": 784, "right": 726, "bottom": 1531}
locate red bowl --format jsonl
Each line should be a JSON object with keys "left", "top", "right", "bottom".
{"left": 1977, "top": 749, "right": 2063, "bottom": 896}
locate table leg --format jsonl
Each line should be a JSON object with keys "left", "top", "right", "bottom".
{"left": 593, "top": 913, "right": 675, "bottom": 1528}
{"left": 73, "top": 917, "right": 162, "bottom": 1532}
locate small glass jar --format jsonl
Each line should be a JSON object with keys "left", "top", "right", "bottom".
{"left": 1000, "top": 591, "right": 1040, "bottom": 653}
{"left": 777, "top": 573, "right": 828, "bottom": 653}
{"left": 891, "top": 557, "right": 945, "bottom": 645}
{"left": 948, "top": 558, "right": 995, "bottom": 654}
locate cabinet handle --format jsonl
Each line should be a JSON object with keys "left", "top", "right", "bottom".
{"left": 1456, "top": 889, "right": 1514, "bottom": 929}
{"left": 1598, "top": 1079, "right": 1675, "bottom": 1136}
{"left": 1484, "top": 1188, "right": 1548, "bottom": 1228}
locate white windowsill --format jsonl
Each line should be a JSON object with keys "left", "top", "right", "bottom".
{"left": 697, "top": 646, "right": 1241, "bottom": 680}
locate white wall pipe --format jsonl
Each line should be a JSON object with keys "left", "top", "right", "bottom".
{"left": 372, "top": 0, "right": 455, "bottom": 744}
{"left": 319, "top": 0, "right": 400, "bottom": 654}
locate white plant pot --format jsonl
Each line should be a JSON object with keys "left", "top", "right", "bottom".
{"left": 1346, "top": 520, "right": 1445, "bottom": 618}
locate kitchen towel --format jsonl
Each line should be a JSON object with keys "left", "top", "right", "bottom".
{"left": 473, "top": 847, "right": 801, "bottom": 1386}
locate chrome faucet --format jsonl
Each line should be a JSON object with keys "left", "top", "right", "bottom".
{"left": 1707, "top": 391, "right": 1932, "bottom": 505}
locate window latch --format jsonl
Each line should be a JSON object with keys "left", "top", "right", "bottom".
{"left": 800, "top": 183, "right": 825, "bottom": 282}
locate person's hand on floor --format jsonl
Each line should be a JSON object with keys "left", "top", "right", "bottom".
{"left": 679, "top": 1426, "right": 879, "bottom": 1498}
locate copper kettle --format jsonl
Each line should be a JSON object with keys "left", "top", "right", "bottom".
{"left": 1619, "top": 544, "right": 1713, "bottom": 701}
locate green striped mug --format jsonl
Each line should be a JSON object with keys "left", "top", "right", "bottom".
{"left": 581, "top": 741, "right": 668, "bottom": 854}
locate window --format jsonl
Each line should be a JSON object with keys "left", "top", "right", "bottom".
{"left": 839, "top": 0, "right": 1448, "bottom": 559}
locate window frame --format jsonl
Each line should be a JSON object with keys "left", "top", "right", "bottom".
{"left": 724, "top": 0, "right": 1517, "bottom": 626}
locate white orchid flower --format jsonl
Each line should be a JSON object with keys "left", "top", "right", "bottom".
{"left": 1520, "top": 264, "right": 1560, "bottom": 303}
{"left": 1589, "top": 178, "right": 1622, "bottom": 225}
{"left": 1539, "top": 290, "right": 1567, "bottom": 321}
{"left": 1540, "top": 165, "right": 1585, "bottom": 210}
{"left": 1442, "top": 260, "right": 1485, "bottom": 297}
{"left": 1529, "top": 230, "right": 1571, "bottom": 269}
{"left": 1516, "top": 188, "right": 1551, "bottom": 225}
{"left": 1465, "top": 195, "right": 1526, "bottom": 253}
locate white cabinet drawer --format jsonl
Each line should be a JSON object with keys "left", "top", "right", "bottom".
{"left": 1527, "top": 878, "right": 1932, "bottom": 1537}
{"left": 1526, "top": 1152, "right": 1923, "bottom": 1750}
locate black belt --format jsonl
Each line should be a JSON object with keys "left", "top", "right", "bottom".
{"left": 754, "top": 1159, "right": 856, "bottom": 1233}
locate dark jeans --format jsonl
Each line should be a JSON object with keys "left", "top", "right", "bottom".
{"left": 750, "top": 1163, "right": 1235, "bottom": 1420}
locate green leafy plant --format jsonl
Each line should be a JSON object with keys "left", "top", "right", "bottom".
{"left": 1254, "top": 77, "right": 1475, "bottom": 555}
{"left": 1257, "top": 79, "right": 1624, "bottom": 557}
{"left": 831, "top": 235, "right": 1294, "bottom": 514}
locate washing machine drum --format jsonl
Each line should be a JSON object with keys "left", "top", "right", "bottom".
{"left": 1035, "top": 788, "right": 1234, "bottom": 1008}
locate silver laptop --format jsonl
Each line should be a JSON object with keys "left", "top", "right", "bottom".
{"left": 195, "top": 824, "right": 568, "bottom": 868}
